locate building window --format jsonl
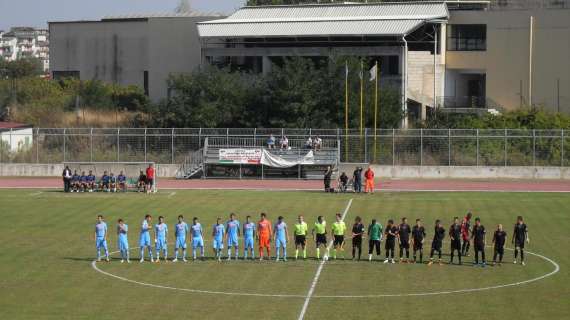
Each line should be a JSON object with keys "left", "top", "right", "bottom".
{"left": 143, "top": 71, "right": 149, "bottom": 96}
{"left": 447, "top": 24, "right": 486, "bottom": 51}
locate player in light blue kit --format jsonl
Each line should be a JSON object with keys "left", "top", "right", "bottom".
{"left": 139, "top": 214, "right": 154, "bottom": 263}
{"left": 225, "top": 213, "right": 240, "bottom": 260}
{"left": 191, "top": 217, "right": 205, "bottom": 261}
{"left": 242, "top": 215, "right": 256, "bottom": 260}
{"left": 212, "top": 217, "right": 225, "bottom": 262}
{"left": 173, "top": 215, "right": 188, "bottom": 262}
{"left": 155, "top": 216, "right": 168, "bottom": 262}
{"left": 95, "top": 215, "right": 109, "bottom": 262}
{"left": 274, "top": 216, "right": 290, "bottom": 262}
{"left": 117, "top": 218, "right": 130, "bottom": 263}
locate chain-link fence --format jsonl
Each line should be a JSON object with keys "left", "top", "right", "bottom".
{"left": 0, "top": 128, "right": 568, "bottom": 167}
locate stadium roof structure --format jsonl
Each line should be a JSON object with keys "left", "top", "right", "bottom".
{"left": 197, "top": 2, "right": 449, "bottom": 38}
{"left": 0, "top": 121, "right": 32, "bottom": 131}
{"left": 101, "top": 11, "right": 225, "bottom": 21}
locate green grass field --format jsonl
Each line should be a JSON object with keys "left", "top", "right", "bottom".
{"left": 0, "top": 189, "right": 568, "bottom": 319}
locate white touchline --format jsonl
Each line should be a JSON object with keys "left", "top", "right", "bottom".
{"left": 297, "top": 198, "right": 353, "bottom": 320}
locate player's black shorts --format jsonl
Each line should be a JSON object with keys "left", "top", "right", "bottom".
{"left": 333, "top": 235, "right": 344, "bottom": 246}
{"left": 316, "top": 234, "right": 327, "bottom": 247}
{"left": 413, "top": 241, "right": 423, "bottom": 251}
{"left": 399, "top": 240, "right": 410, "bottom": 249}
{"left": 146, "top": 178, "right": 154, "bottom": 185}
{"left": 494, "top": 246, "right": 504, "bottom": 255}
{"left": 369, "top": 240, "right": 381, "bottom": 255}
{"left": 431, "top": 241, "right": 442, "bottom": 251}
{"left": 295, "top": 235, "right": 306, "bottom": 246}
{"left": 101, "top": 182, "right": 109, "bottom": 187}
{"left": 451, "top": 240, "right": 461, "bottom": 250}
{"left": 352, "top": 236, "right": 362, "bottom": 247}
{"left": 514, "top": 240, "right": 525, "bottom": 249}
{"left": 385, "top": 239, "right": 395, "bottom": 250}
{"left": 474, "top": 241, "right": 485, "bottom": 251}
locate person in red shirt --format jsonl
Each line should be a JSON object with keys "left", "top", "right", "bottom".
{"left": 257, "top": 212, "right": 272, "bottom": 261}
{"left": 145, "top": 164, "right": 155, "bottom": 194}
{"left": 461, "top": 211, "right": 473, "bottom": 256}
{"left": 364, "top": 166, "right": 375, "bottom": 193}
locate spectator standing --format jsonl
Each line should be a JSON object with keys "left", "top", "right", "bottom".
{"left": 267, "top": 134, "right": 276, "bottom": 149}
{"left": 324, "top": 166, "right": 333, "bottom": 192}
{"left": 364, "top": 166, "right": 375, "bottom": 194}
{"left": 62, "top": 166, "right": 72, "bottom": 192}
{"left": 146, "top": 164, "right": 155, "bottom": 194}
{"left": 353, "top": 167, "right": 362, "bottom": 193}
{"left": 338, "top": 172, "right": 348, "bottom": 192}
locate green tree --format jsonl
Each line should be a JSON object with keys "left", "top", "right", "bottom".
{"left": 0, "top": 57, "right": 43, "bottom": 79}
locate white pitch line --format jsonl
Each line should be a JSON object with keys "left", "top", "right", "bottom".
{"left": 168, "top": 192, "right": 177, "bottom": 198}
{"left": 91, "top": 240, "right": 560, "bottom": 300}
{"left": 297, "top": 198, "right": 353, "bottom": 320}
{"left": 29, "top": 191, "right": 43, "bottom": 196}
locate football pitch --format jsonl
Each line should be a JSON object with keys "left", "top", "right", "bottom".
{"left": 0, "top": 189, "right": 568, "bottom": 320}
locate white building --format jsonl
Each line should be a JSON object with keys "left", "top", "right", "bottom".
{"left": 0, "top": 122, "right": 33, "bottom": 153}
{"left": 0, "top": 27, "right": 50, "bottom": 72}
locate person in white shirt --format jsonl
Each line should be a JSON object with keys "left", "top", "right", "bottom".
{"left": 280, "top": 136, "right": 289, "bottom": 149}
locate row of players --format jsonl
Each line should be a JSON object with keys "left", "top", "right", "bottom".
{"left": 94, "top": 212, "right": 530, "bottom": 267}
{"left": 68, "top": 169, "right": 154, "bottom": 193}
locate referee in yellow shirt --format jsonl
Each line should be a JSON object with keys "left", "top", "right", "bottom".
{"left": 294, "top": 215, "right": 308, "bottom": 260}
{"left": 312, "top": 216, "right": 327, "bottom": 260}
{"left": 331, "top": 213, "right": 347, "bottom": 260}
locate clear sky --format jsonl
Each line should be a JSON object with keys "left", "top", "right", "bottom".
{"left": 0, "top": 0, "right": 246, "bottom": 31}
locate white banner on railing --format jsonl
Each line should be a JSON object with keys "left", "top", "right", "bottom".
{"left": 260, "top": 149, "right": 315, "bottom": 168}
{"left": 219, "top": 149, "right": 262, "bottom": 164}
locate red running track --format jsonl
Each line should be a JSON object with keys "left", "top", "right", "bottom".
{"left": 1, "top": 177, "right": 569, "bottom": 192}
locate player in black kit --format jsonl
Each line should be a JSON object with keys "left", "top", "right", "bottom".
{"left": 428, "top": 220, "right": 445, "bottom": 266}
{"left": 492, "top": 224, "right": 507, "bottom": 266}
{"left": 411, "top": 219, "right": 426, "bottom": 263}
{"left": 449, "top": 217, "right": 462, "bottom": 265}
{"left": 471, "top": 217, "right": 487, "bottom": 267}
{"left": 397, "top": 217, "right": 411, "bottom": 263}
{"left": 512, "top": 216, "right": 529, "bottom": 266}
{"left": 351, "top": 216, "right": 365, "bottom": 260}
{"left": 383, "top": 219, "right": 397, "bottom": 264}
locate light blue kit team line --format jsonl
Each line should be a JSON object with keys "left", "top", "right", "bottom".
{"left": 94, "top": 214, "right": 285, "bottom": 263}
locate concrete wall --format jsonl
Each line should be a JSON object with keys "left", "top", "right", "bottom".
{"left": 50, "top": 20, "right": 149, "bottom": 87}
{"left": 447, "top": 9, "right": 570, "bottom": 111}
{"left": 49, "top": 16, "right": 218, "bottom": 102}
{"left": 0, "top": 163, "right": 180, "bottom": 178}
{"left": 407, "top": 51, "right": 444, "bottom": 107}
{"left": 1, "top": 163, "right": 569, "bottom": 179}
{"left": 338, "top": 164, "right": 570, "bottom": 180}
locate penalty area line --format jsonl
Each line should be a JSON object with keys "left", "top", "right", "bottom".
{"left": 297, "top": 198, "right": 353, "bottom": 320}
